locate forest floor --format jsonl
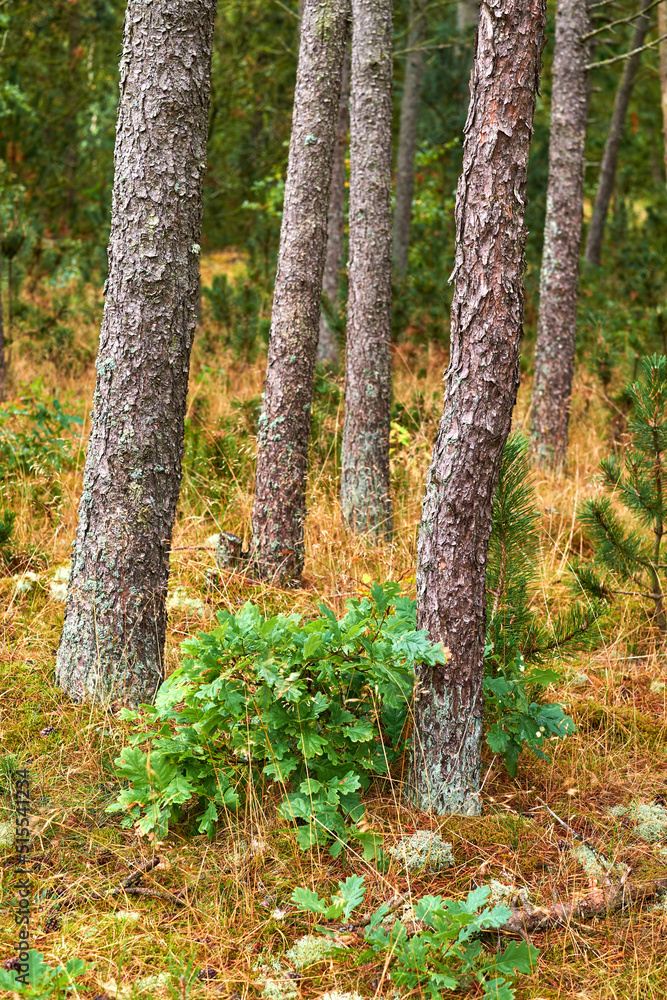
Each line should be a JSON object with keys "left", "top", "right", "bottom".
{"left": 2, "top": 258, "right": 667, "bottom": 1000}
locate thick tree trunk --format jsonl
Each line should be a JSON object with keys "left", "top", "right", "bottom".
{"left": 457, "top": 0, "right": 479, "bottom": 31}
{"left": 340, "top": 0, "right": 394, "bottom": 538}
{"left": 317, "top": 44, "right": 350, "bottom": 367}
{"left": 408, "top": 0, "right": 546, "bottom": 815}
{"left": 392, "top": 0, "right": 426, "bottom": 278}
{"left": 584, "top": 4, "right": 651, "bottom": 266}
{"left": 250, "top": 0, "right": 351, "bottom": 586}
{"left": 530, "top": 0, "right": 590, "bottom": 470}
{"left": 0, "top": 250, "right": 5, "bottom": 404}
{"left": 660, "top": 2, "right": 667, "bottom": 183}
{"left": 55, "top": 0, "right": 217, "bottom": 707}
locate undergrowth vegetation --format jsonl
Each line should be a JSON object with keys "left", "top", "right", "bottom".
{"left": 3, "top": 258, "right": 667, "bottom": 1000}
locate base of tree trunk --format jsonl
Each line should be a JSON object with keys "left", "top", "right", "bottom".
{"left": 407, "top": 707, "right": 483, "bottom": 815}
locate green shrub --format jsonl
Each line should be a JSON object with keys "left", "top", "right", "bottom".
{"left": 202, "top": 273, "right": 270, "bottom": 361}
{"left": 0, "top": 387, "right": 82, "bottom": 477}
{"left": 292, "top": 875, "right": 538, "bottom": 1000}
{"left": 0, "top": 951, "right": 88, "bottom": 999}
{"left": 108, "top": 583, "right": 444, "bottom": 856}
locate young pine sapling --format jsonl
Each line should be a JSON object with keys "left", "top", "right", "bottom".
{"left": 574, "top": 354, "right": 667, "bottom": 638}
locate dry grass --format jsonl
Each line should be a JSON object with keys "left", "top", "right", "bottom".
{"left": 2, "top": 259, "right": 667, "bottom": 1000}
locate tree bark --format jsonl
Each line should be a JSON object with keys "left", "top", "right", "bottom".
{"left": 392, "top": 0, "right": 427, "bottom": 278}
{"left": 317, "top": 44, "right": 350, "bottom": 367}
{"left": 660, "top": 2, "right": 667, "bottom": 183}
{"left": 250, "top": 0, "right": 351, "bottom": 586}
{"left": 584, "top": 3, "right": 651, "bottom": 267}
{"left": 529, "top": 0, "right": 590, "bottom": 470}
{"left": 340, "top": 0, "right": 394, "bottom": 538}
{"left": 55, "top": 0, "right": 217, "bottom": 707}
{"left": 408, "top": 0, "right": 547, "bottom": 814}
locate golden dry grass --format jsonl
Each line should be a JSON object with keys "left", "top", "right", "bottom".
{"left": 2, "top": 258, "right": 667, "bottom": 1000}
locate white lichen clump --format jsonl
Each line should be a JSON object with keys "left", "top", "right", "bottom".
{"left": 650, "top": 680, "right": 666, "bottom": 695}
{"left": 284, "top": 934, "right": 339, "bottom": 969}
{"left": 321, "top": 992, "right": 365, "bottom": 1000}
{"left": 136, "top": 972, "right": 170, "bottom": 994}
{"left": 0, "top": 819, "right": 15, "bottom": 848}
{"left": 13, "top": 571, "right": 39, "bottom": 595}
{"left": 569, "top": 842, "right": 628, "bottom": 881}
{"left": 262, "top": 978, "right": 298, "bottom": 1000}
{"left": 609, "top": 801, "right": 667, "bottom": 842}
{"left": 205, "top": 533, "right": 220, "bottom": 549}
{"left": 254, "top": 956, "right": 297, "bottom": 1000}
{"left": 49, "top": 564, "right": 70, "bottom": 601}
{"left": 166, "top": 586, "right": 204, "bottom": 617}
{"left": 387, "top": 830, "right": 454, "bottom": 872}
{"left": 486, "top": 878, "right": 531, "bottom": 908}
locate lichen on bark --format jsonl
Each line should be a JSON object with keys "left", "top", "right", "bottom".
{"left": 250, "top": 0, "right": 351, "bottom": 586}
{"left": 530, "top": 0, "right": 590, "bottom": 470}
{"left": 408, "top": 0, "right": 547, "bottom": 815}
{"left": 55, "top": 0, "right": 217, "bottom": 707}
{"left": 340, "top": 0, "right": 394, "bottom": 539}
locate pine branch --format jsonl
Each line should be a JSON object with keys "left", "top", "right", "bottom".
{"left": 586, "top": 31, "right": 667, "bottom": 70}
{"left": 582, "top": 0, "right": 661, "bottom": 40}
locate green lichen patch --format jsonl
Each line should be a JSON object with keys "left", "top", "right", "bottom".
{"left": 608, "top": 801, "right": 667, "bottom": 843}
{"left": 284, "top": 934, "right": 339, "bottom": 969}
{"left": 386, "top": 830, "right": 454, "bottom": 872}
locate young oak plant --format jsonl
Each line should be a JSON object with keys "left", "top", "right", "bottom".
{"left": 108, "top": 583, "right": 443, "bottom": 856}
{"left": 291, "top": 875, "right": 538, "bottom": 1000}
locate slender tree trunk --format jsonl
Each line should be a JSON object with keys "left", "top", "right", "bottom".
{"left": 340, "top": 0, "right": 394, "bottom": 538}
{"left": 250, "top": 0, "right": 351, "bottom": 586}
{"left": 0, "top": 250, "right": 5, "bottom": 404}
{"left": 55, "top": 0, "right": 217, "bottom": 707}
{"left": 317, "top": 44, "right": 350, "bottom": 367}
{"left": 393, "top": 0, "right": 426, "bottom": 278}
{"left": 530, "top": 0, "right": 590, "bottom": 470}
{"left": 457, "top": 0, "right": 478, "bottom": 30}
{"left": 659, "top": 2, "right": 667, "bottom": 183}
{"left": 408, "top": 0, "right": 547, "bottom": 815}
{"left": 584, "top": 3, "right": 651, "bottom": 266}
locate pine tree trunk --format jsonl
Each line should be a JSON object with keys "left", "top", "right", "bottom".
{"left": 659, "top": 2, "right": 667, "bottom": 183}
{"left": 584, "top": 4, "right": 650, "bottom": 266}
{"left": 530, "top": 0, "right": 590, "bottom": 470}
{"left": 408, "top": 0, "right": 547, "bottom": 815}
{"left": 250, "top": 0, "right": 351, "bottom": 586}
{"left": 340, "top": 0, "right": 394, "bottom": 538}
{"left": 317, "top": 44, "right": 350, "bottom": 367}
{"left": 0, "top": 249, "right": 5, "bottom": 404}
{"left": 393, "top": 0, "right": 426, "bottom": 278}
{"left": 55, "top": 0, "right": 217, "bottom": 707}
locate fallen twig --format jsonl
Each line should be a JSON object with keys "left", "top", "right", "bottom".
{"left": 119, "top": 856, "right": 162, "bottom": 888}
{"left": 500, "top": 878, "right": 667, "bottom": 936}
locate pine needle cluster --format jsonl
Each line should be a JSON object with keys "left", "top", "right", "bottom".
{"left": 574, "top": 354, "right": 667, "bottom": 636}
{"left": 487, "top": 434, "right": 602, "bottom": 665}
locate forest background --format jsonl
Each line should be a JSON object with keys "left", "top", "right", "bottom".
{"left": 3, "top": 1, "right": 667, "bottom": 998}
